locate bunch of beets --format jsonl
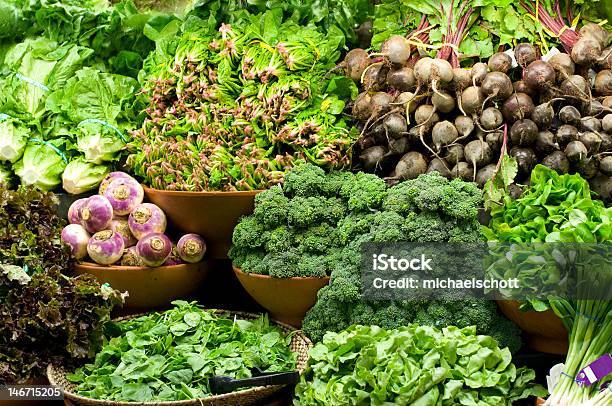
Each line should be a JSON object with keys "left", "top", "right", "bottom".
{"left": 345, "top": 23, "right": 612, "bottom": 203}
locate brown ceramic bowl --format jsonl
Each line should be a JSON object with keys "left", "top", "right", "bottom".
{"left": 74, "top": 261, "right": 209, "bottom": 309}
{"left": 497, "top": 300, "right": 568, "bottom": 354}
{"left": 233, "top": 266, "right": 330, "bottom": 328}
{"left": 143, "top": 186, "right": 261, "bottom": 259}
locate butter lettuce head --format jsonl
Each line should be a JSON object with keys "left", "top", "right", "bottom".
{"left": 13, "top": 139, "right": 67, "bottom": 191}
{"left": 62, "top": 157, "right": 109, "bottom": 194}
{"left": 0, "top": 118, "right": 29, "bottom": 163}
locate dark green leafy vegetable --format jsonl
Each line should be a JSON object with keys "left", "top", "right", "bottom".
{"left": 67, "top": 301, "right": 296, "bottom": 402}
{"left": 295, "top": 324, "right": 546, "bottom": 405}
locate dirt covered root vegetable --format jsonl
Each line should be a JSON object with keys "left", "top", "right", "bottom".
{"left": 542, "top": 151, "right": 570, "bottom": 174}
{"left": 360, "top": 146, "right": 386, "bottom": 171}
{"left": 594, "top": 70, "right": 612, "bottom": 96}
{"left": 99, "top": 172, "right": 134, "bottom": 195}
{"left": 120, "top": 246, "right": 145, "bottom": 266}
{"left": 128, "top": 203, "right": 167, "bottom": 240}
{"left": 386, "top": 67, "right": 416, "bottom": 91}
{"left": 451, "top": 162, "right": 472, "bottom": 181}
{"left": 524, "top": 61, "right": 556, "bottom": 90}
{"left": 177, "top": 234, "right": 207, "bottom": 263}
{"left": 548, "top": 53, "right": 575, "bottom": 81}
{"left": 61, "top": 224, "right": 90, "bottom": 259}
{"left": 510, "top": 147, "right": 537, "bottom": 178}
{"left": 393, "top": 151, "right": 427, "bottom": 180}
{"left": 561, "top": 75, "right": 589, "bottom": 98}
{"left": 515, "top": 43, "right": 538, "bottom": 67}
{"left": 381, "top": 35, "right": 412, "bottom": 65}
{"left": 603, "top": 114, "right": 612, "bottom": 133}
{"left": 432, "top": 121, "right": 458, "bottom": 151}
{"left": 427, "top": 158, "right": 451, "bottom": 178}
{"left": 559, "top": 105, "right": 581, "bottom": 125}
{"left": 464, "top": 140, "right": 492, "bottom": 179}
{"left": 476, "top": 164, "right": 497, "bottom": 187}
{"left": 571, "top": 37, "right": 602, "bottom": 66}
{"left": 599, "top": 156, "right": 612, "bottom": 176}
{"left": 488, "top": 52, "right": 512, "bottom": 73}
{"left": 510, "top": 119, "right": 538, "bottom": 146}
{"left": 87, "top": 230, "right": 125, "bottom": 265}
{"left": 565, "top": 141, "right": 588, "bottom": 163}
{"left": 344, "top": 48, "right": 371, "bottom": 82}
{"left": 480, "top": 108, "right": 503, "bottom": 130}
{"left": 137, "top": 233, "right": 172, "bottom": 267}
{"left": 461, "top": 86, "right": 485, "bottom": 116}
{"left": 502, "top": 93, "right": 535, "bottom": 122}
{"left": 414, "top": 57, "right": 454, "bottom": 94}
{"left": 481, "top": 72, "right": 513, "bottom": 101}
{"left": 80, "top": 195, "right": 113, "bottom": 233}
{"left": 591, "top": 174, "right": 612, "bottom": 202}
{"left": 104, "top": 177, "right": 144, "bottom": 216}
{"left": 68, "top": 198, "right": 87, "bottom": 225}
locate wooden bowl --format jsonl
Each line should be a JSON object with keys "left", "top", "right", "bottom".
{"left": 233, "top": 266, "right": 329, "bottom": 327}
{"left": 74, "top": 262, "right": 209, "bottom": 309}
{"left": 497, "top": 300, "right": 568, "bottom": 354}
{"left": 143, "top": 186, "right": 261, "bottom": 259}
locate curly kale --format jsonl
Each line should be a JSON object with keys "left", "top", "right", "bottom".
{"left": 288, "top": 196, "right": 327, "bottom": 228}
{"left": 232, "top": 215, "right": 265, "bottom": 249}
{"left": 253, "top": 185, "right": 289, "bottom": 228}
{"left": 263, "top": 225, "right": 294, "bottom": 253}
{"left": 283, "top": 164, "right": 328, "bottom": 197}
{"left": 339, "top": 172, "right": 387, "bottom": 212}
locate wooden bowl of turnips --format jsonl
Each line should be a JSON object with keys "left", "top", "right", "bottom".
{"left": 62, "top": 172, "right": 209, "bottom": 309}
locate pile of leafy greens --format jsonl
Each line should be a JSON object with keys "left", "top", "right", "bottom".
{"left": 67, "top": 301, "right": 296, "bottom": 402}
{"left": 128, "top": 10, "right": 359, "bottom": 191}
{"left": 0, "top": 1, "right": 157, "bottom": 193}
{"left": 294, "top": 324, "right": 546, "bottom": 405}
{"left": 0, "top": 185, "right": 124, "bottom": 384}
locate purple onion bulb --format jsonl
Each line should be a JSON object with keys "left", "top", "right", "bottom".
{"left": 61, "top": 224, "right": 90, "bottom": 259}
{"left": 87, "top": 230, "right": 125, "bottom": 265}
{"left": 80, "top": 195, "right": 113, "bottom": 233}
{"left": 177, "top": 234, "right": 206, "bottom": 263}
{"left": 128, "top": 203, "right": 167, "bottom": 240}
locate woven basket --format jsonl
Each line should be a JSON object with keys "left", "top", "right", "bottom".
{"left": 47, "top": 310, "right": 312, "bottom": 406}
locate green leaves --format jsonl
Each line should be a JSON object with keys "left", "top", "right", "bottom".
{"left": 70, "top": 301, "right": 296, "bottom": 401}
{"left": 295, "top": 325, "right": 546, "bottom": 405}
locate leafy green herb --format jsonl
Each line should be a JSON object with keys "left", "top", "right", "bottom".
{"left": 68, "top": 301, "right": 297, "bottom": 402}
{"left": 295, "top": 324, "right": 546, "bottom": 405}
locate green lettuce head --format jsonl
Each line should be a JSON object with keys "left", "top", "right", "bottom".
{"left": 0, "top": 117, "right": 29, "bottom": 163}
{"left": 76, "top": 122, "right": 126, "bottom": 164}
{"left": 62, "top": 158, "right": 109, "bottom": 195}
{"left": 13, "top": 139, "right": 68, "bottom": 191}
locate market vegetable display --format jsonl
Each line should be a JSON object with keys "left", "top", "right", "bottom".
{"left": 0, "top": 184, "right": 124, "bottom": 383}
{"left": 0, "top": 0, "right": 171, "bottom": 193}
{"left": 484, "top": 165, "right": 611, "bottom": 405}
{"left": 128, "top": 10, "right": 358, "bottom": 191}
{"left": 62, "top": 172, "right": 207, "bottom": 266}
{"left": 67, "top": 301, "right": 297, "bottom": 402}
{"left": 295, "top": 324, "right": 546, "bottom": 405}
{"left": 345, "top": 20, "right": 612, "bottom": 201}
{"left": 230, "top": 164, "right": 522, "bottom": 351}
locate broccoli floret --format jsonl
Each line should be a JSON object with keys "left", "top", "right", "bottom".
{"left": 324, "top": 197, "right": 348, "bottom": 225}
{"left": 283, "top": 163, "right": 327, "bottom": 197}
{"left": 447, "top": 218, "right": 483, "bottom": 243}
{"left": 296, "top": 254, "right": 330, "bottom": 278}
{"left": 402, "top": 211, "right": 450, "bottom": 242}
{"left": 295, "top": 223, "right": 336, "bottom": 254}
{"left": 340, "top": 172, "right": 387, "bottom": 212}
{"left": 263, "top": 225, "right": 294, "bottom": 253}
{"left": 348, "top": 302, "right": 377, "bottom": 325}
{"left": 373, "top": 303, "right": 413, "bottom": 329}
{"left": 262, "top": 250, "right": 301, "bottom": 278}
{"left": 441, "top": 178, "right": 482, "bottom": 220}
{"left": 322, "top": 171, "right": 355, "bottom": 196}
{"left": 232, "top": 215, "right": 265, "bottom": 249}
{"left": 229, "top": 247, "right": 266, "bottom": 274}
{"left": 487, "top": 314, "right": 523, "bottom": 353}
{"left": 333, "top": 213, "right": 375, "bottom": 246}
{"left": 287, "top": 196, "right": 326, "bottom": 228}
{"left": 369, "top": 211, "right": 407, "bottom": 243}
{"left": 383, "top": 172, "right": 482, "bottom": 221}
{"left": 253, "top": 185, "right": 289, "bottom": 228}
{"left": 302, "top": 292, "right": 351, "bottom": 342}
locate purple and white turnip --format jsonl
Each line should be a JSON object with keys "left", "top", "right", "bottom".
{"left": 61, "top": 224, "right": 90, "bottom": 259}
{"left": 87, "top": 230, "right": 125, "bottom": 265}
{"left": 177, "top": 234, "right": 207, "bottom": 263}
{"left": 137, "top": 233, "right": 172, "bottom": 267}
{"left": 80, "top": 195, "right": 114, "bottom": 233}
{"left": 128, "top": 203, "right": 167, "bottom": 240}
